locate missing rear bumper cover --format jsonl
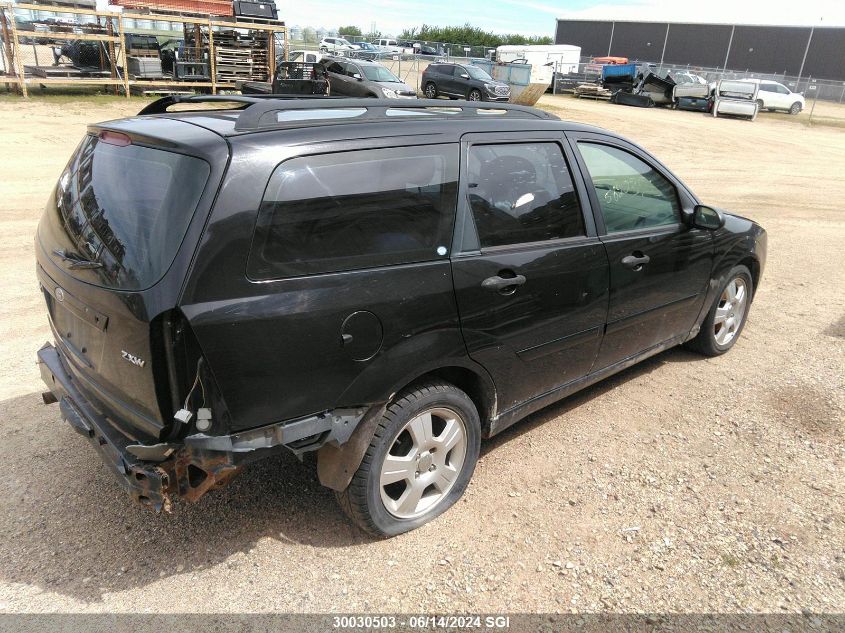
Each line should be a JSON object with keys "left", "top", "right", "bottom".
{"left": 38, "top": 342, "right": 369, "bottom": 510}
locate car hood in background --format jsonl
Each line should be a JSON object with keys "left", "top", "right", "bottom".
{"left": 374, "top": 81, "right": 417, "bottom": 95}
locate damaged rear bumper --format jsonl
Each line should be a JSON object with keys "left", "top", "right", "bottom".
{"left": 38, "top": 343, "right": 366, "bottom": 511}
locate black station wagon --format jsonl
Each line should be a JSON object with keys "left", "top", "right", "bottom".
{"left": 36, "top": 97, "right": 766, "bottom": 536}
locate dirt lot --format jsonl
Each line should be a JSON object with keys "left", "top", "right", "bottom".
{"left": 0, "top": 93, "right": 842, "bottom": 614}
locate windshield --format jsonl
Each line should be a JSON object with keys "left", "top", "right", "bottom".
{"left": 465, "top": 65, "right": 493, "bottom": 81}
{"left": 358, "top": 43, "right": 375, "bottom": 50}
{"left": 337, "top": 38, "right": 351, "bottom": 46}
{"left": 361, "top": 65, "right": 401, "bottom": 82}
{"left": 39, "top": 134, "right": 210, "bottom": 290}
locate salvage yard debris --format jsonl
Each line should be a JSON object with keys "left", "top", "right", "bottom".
{"left": 575, "top": 83, "right": 612, "bottom": 100}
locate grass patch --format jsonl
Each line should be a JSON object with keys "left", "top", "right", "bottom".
{"left": 0, "top": 86, "right": 156, "bottom": 105}
{"left": 721, "top": 553, "right": 741, "bottom": 568}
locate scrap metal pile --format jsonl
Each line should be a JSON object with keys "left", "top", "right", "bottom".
{"left": 573, "top": 60, "right": 760, "bottom": 120}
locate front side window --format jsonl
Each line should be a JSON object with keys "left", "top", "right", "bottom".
{"left": 578, "top": 142, "right": 680, "bottom": 233}
{"left": 249, "top": 146, "right": 458, "bottom": 280}
{"left": 466, "top": 142, "right": 584, "bottom": 248}
{"left": 464, "top": 66, "right": 493, "bottom": 81}
{"left": 361, "top": 65, "right": 401, "bottom": 82}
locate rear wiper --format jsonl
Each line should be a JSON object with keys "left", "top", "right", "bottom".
{"left": 52, "top": 249, "right": 103, "bottom": 270}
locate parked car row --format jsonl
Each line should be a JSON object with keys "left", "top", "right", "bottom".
{"left": 318, "top": 37, "right": 443, "bottom": 59}
{"left": 244, "top": 54, "right": 513, "bottom": 103}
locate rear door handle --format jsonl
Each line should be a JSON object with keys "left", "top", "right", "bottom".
{"left": 621, "top": 253, "right": 650, "bottom": 270}
{"left": 482, "top": 274, "right": 527, "bottom": 293}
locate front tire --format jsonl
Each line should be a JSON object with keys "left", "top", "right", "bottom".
{"left": 468, "top": 88, "right": 482, "bottom": 101}
{"left": 789, "top": 102, "right": 802, "bottom": 115}
{"left": 686, "top": 265, "right": 753, "bottom": 356}
{"left": 336, "top": 382, "right": 481, "bottom": 537}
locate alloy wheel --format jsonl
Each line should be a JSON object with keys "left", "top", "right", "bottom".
{"left": 714, "top": 277, "right": 748, "bottom": 346}
{"left": 379, "top": 407, "right": 468, "bottom": 519}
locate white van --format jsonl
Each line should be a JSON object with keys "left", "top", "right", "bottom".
{"left": 496, "top": 44, "right": 581, "bottom": 87}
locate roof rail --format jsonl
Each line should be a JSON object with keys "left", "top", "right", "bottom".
{"left": 137, "top": 94, "right": 338, "bottom": 116}
{"left": 232, "top": 98, "right": 558, "bottom": 132}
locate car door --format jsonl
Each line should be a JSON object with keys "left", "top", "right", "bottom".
{"left": 184, "top": 142, "right": 463, "bottom": 431}
{"left": 436, "top": 64, "right": 457, "bottom": 95}
{"left": 758, "top": 83, "right": 775, "bottom": 108}
{"left": 345, "top": 63, "right": 369, "bottom": 97}
{"left": 568, "top": 133, "right": 713, "bottom": 370}
{"left": 451, "top": 134, "right": 609, "bottom": 414}
{"left": 772, "top": 83, "right": 792, "bottom": 109}
{"left": 453, "top": 65, "right": 471, "bottom": 95}
{"left": 325, "top": 61, "right": 350, "bottom": 95}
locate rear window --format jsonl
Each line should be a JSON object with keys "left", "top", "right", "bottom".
{"left": 248, "top": 145, "right": 458, "bottom": 280}
{"left": 39, "top": 134, "right": 210, "bottom": 290}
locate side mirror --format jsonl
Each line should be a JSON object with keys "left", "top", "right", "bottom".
{"left": 460, "top": 73, "right": 470, "bottom": 79}
{"left": 692, "top": 204, "right": 725, "bottom": 230}
{"left": 353, "top": 73, "right": 362, "bottom": 80}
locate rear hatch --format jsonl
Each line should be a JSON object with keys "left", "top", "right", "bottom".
{"left": 36, "top": 120, "right": 226, "bottom": 441}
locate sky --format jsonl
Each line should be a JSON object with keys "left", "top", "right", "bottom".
{"left": 281, "top": 0, "right": 845, "bottom": 36}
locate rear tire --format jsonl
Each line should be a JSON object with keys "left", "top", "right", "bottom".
{"left": 336, "top": 381, "right": 481, "bottom": 537}
{"left": 685, "top": 265, "right": 753, "bottom": 357}
{"left": 424, "top": 82, "right": 437, "bottom": 99}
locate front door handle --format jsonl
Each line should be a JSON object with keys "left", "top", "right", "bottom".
{"left": 482, "top": 273, "right": 527, "bottom": 293}
{"left": 621, "top": 253, "right": 651, "bottom": 270}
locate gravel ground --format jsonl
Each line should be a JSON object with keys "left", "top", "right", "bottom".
{"left": 0, "top": 94, "right": 842, "bottom": 614}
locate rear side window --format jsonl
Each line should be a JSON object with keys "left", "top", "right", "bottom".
{"left": 248, "top": 146, "right": 458, "bottom": 280}
{"left": 466, "top": 142, "right": 584, "bottom": 248}
{"left": 439, "top": 65, "right": 455, "bottom": 76}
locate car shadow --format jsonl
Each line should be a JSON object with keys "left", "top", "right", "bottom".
{"left": 481, "top": 346, "right": 701, "bottom": 454}
{"left": 0, "top": 391, "right": 374, "bottom": 602}
{"left": 0, "top": 347, "right": 701, "bottom": 602}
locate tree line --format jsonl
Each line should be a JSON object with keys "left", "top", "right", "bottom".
{"left": 399, "top": 23, "right": 552, "bottom": 46}
{"left": 337, "top": 23, "right": 552, "bottom": 46}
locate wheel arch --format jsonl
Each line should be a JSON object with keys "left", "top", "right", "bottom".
{"left": 317, "top": 363, "right": 497, "bottom": 492}
{"left": 405, "top": 365, "right": 496, "bottom": 435}
{"left": 737, "top": 255, "right": 761, "bottom": 298}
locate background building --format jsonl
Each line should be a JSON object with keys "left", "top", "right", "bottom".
{"left": 555, "top": 19, "right": 845, "bottom": 82}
